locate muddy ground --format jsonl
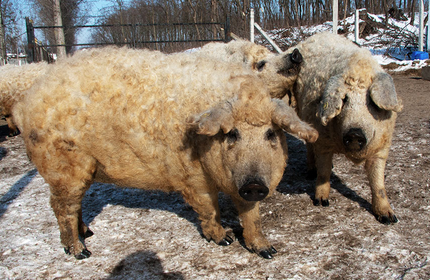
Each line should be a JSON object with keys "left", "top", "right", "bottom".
{"left": 0, "top": 75, "right": 429, "bottom": 279}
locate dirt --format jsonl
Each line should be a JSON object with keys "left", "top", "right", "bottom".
{"left": 0, "top": 75, "right": 429, "bottom": 279}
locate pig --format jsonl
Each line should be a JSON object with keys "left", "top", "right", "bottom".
{"left": 0, "top": 62, "right": 49, "bottom": 136}
{"left": 288, "top": 32, "right": 402, "bottom": 224}
{"left": 196, "top": 39, "right": 303, "bottom": 103}
{"left": 13, "top": 46, "right": 318, "bottom": 259}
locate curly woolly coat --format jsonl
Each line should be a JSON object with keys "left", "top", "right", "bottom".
{"left": 13, "top": 47, "right": 318, "bottom": 260}
{"left": 197, "top": 39, "right": 303, "bottom": 101}
{"left": 0, "top": 62, "right": 48, "bottom": 136}
{"left": 287, "top": 32, "right": 402, "bottom": 224}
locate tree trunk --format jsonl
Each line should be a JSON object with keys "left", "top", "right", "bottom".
{"left": 409, "top": 0, "right": 416, "bottom": 24}
{"left": 53, "top": 0, "right": 66, "bottom": 59}
{"left": 0, "top": 0, "right": 6, "bottom": 65}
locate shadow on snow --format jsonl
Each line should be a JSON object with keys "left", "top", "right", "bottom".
{"left": 105, "top": 250, "right": 184, "bottom": 280}
{"left": 277, "top": 134, "right": 373, "bottom": 214}
{"left": 0, "top": 169, "right": 38, "bottom": 218}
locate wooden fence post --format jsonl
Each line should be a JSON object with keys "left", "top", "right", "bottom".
{"left": 25, "top": 17, "right": 35, "bottom": 63}
{"left": 224, "top": 16, "right": 231, "bottom": 42}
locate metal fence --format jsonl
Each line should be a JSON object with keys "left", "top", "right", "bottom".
{"left": 26, "top": 17, "right": 231, "bottom": 63}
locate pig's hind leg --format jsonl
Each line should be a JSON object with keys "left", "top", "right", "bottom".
{"left": 32, "top": 141, "right": 97, "bottom": 259}
{"left": 6, "top": 115, "right": 19, "bottom": 136}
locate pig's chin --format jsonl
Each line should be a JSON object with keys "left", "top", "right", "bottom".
{"left": 345, "top": 152, "right": 367, "bottom": 164}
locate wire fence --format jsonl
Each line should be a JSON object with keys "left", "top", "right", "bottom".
{"left": 26, "top": 17, "right": 231, "bottom": 63}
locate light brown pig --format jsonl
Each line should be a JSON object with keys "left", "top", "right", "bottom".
{"left": 197, "top": 39, "right": 303, "bottom": 103}
{"left": 289, "top": 32, "right": 402, "bottom": 224}
{"left": 13, "top": 47, "right": 318, "bottom": 259}
{"left": 0, "top": 62, "right": 49, "bottom": 136}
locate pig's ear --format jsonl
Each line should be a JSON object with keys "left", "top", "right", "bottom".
{"left": 186, "top": 101, "right": 234, "bottom": 136}
{"left": 317, "top": 74, "right": 347, "bottom": 126}
{"left": 271, "top": 99, "right": 318, "bottom": 143}
{"left": 369, "top": 72, "right": 403, "bottom": 112}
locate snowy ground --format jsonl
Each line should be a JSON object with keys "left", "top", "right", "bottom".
{"left": 0, "top": 73, "right": 429, "bottom": 279}
{"left": 262, "top": 12, "right": 430, "bottom": 71}
{"left": 1, "top": 12, "right": 430, "bottom": 278}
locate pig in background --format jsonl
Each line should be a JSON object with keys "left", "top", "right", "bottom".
{"left": 196, "top": 39, "right": 302, "bottom": 103}
{"left": 13, "top": 47, "right": 318, "bottom": 260}
{"left": 0, "top": 62, "right": 49, "bottom": 136}
{"left": 287, "top": 32, "right": 402, "bottom": 224}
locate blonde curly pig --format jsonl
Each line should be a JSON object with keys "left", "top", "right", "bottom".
{"left": 0, "top": 62, "right": 48, "bottom": 136}
{"left": 287, "top": 32, "right": 402, "bottom": 224}
{"left": 13, "top": 46, "right": 318, "bottom": 260}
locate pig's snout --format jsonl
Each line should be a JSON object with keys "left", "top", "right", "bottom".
{"left": 239, "top": 178, "right": 269, "bottom": 201}
{"left": 343, "top": 128, "right": 367, "bottom": 152}
{"left": 291, "top": 48, "right": 303, "bottom": 64}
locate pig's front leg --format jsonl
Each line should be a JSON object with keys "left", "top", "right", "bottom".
{"left": 232, "top": 198, "right": 276, "bottom": 259}
{"left": 181, "top": 188, "right": 233, "bottom": 246}
{"left": 313, "top": 150, "right": 333, "bottom": 207}
{"left": 306, "top": 143, "right": 317, "bottom": 179}
{"left": 365, "top": 151, "right": 398, "bottom": 224}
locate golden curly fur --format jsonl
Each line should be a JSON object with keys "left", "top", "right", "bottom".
{"left": 13, "top": 47, "right": 318, "bottom": 259}
{"left": 287, "top": 32, "right": 402, "bottom": 224}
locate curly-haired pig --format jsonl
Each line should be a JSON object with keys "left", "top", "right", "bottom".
{"left": 196, "top": 39, "right": 303, "bottom": 103}
{"left": 13, "top": 47, "right": 318, "bottom": 260}
{"left": 0, "top": 62, "right": 49, "bottom": 136}
{"left": 289, "top": 32, "right": 402, "bottom": 224}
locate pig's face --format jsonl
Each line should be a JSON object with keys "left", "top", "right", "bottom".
{"left": 317, "top": 72, "right": 402, "bottom": 162}
{"left": 219, "top": 121, "right": 288, "bottom": 201}
{"left": 253, "top": 48, "right": 303, "bottom": 100}
{"left": 187, "top": 78, "right": 318, "bottom": 201}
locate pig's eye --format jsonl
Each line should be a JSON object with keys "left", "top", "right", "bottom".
{"left": 226, "top": 128, "right": 240, "bottom": 144}
{"left": 265, "top": 128, "right": 277, "bottom": 142}
{"left": 256, "top": 60, "right": 266, "bottom": 72}
{"left": 342, "top": 95, "right": 349, "bottom": 109}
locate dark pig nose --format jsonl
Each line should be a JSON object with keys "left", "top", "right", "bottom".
{"left": 239, "top": 179, "right": 269, "bottom": 201}
{"left": 291, "top": 48, "right": 303, "bottom": 64}
{"left": 343, "top": 128, "right": 367, "bottom": 152}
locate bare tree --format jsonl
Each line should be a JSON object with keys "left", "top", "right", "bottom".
{"left": 53, "top": 0, "right": 66, "bottom": 58}
{"left": 0, "top": 0, "right": 21, "bottom": 63}
{"left": 31, "top": 0, "right": 87, "bottom": 54}
{"left": 91, "top": 0, "right": 424, "bottom": 53}
{"left": 0, "top": 0, "right": 5, "bottom": 63}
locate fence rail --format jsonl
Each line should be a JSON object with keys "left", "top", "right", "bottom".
{"left": 26, "top": 17, "right": 231, "bottom": 63}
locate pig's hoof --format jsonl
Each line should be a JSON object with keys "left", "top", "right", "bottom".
{"left": 8, "top": 129, "right": 20, "bottom": 137}
{"left": 84, "top": 229, "right": 94, "bottom": 238}
{"left": 378, "top": 214, "right": 398, "bottom": 225}
{"left": 75, "top": 249, "right": 92, "bottom": 260}
{"left": 313, "top": 198, "right": 329, "bottom": 207}
{"left": 64, "top": 247, "right": 92, "bottom": 259}
{"left": 217, "top": 235, "right": 234, "bottom": 246}
{"left": 258, "top": 247, "right": 277, "bottom": 259}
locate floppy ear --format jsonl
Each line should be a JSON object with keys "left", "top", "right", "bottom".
{"left": 271, "top": 99, "right": 318, "bottom": 143}
{"left": 186, "top": 101, "right": 234, "bottom": 136}
{"left": 369, "top": 72, "right": 403, "bottom": 112}
{"left": 317, "top": 74, "right": 347, "bottom": 126}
